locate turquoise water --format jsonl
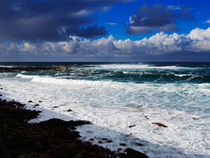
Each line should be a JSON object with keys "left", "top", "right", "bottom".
{"left": 2, "top": 62, "right": 210, "bottom": 83}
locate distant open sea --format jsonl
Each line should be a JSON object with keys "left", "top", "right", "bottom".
{"left": 0, "top": 62, "right": 210, "bottom": 158}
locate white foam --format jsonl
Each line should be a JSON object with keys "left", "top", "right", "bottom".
{"left": 174, "top": 74, "right": 192, "bottom": 77}
{"left": 16, "top": 74, "right": 112, "bottom": 86}
{"left": 92, "top": 64, "right": 198, "bottom": 71}
{"left": 0, "top": 65, "right": 14, "bottom": 68}
{"left": 0, "top": 76, "right": 210, "bottom": 158}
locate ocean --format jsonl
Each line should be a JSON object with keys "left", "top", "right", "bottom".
{"left": 0, "top": 62, "right": 210, "bottom": 158}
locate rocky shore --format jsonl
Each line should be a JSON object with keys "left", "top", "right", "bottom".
{"left": 0, "top": 67, "right": 67, "bottom": 73}
{"left": 0, "top": 93, "right": 148, "bottom": 158}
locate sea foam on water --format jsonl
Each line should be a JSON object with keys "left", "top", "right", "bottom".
{"left": 0, "top": 63, "right": 210, "bottom": 158}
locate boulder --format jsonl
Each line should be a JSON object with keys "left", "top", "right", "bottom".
{"left": 34, "top": 104, "right": 40, "bottom": 107}
{"left": 152, "top": 122, "right": 167, "bottom": 127}
{"left": 125, "top": 148, "right": 148, "bottom": 158}
{"left": 49, "top": 143, "right": 79, "bottom": 158}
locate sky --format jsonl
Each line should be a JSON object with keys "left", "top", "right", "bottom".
{"left": 0, "top": 0, "right": 210, "bottom": 62}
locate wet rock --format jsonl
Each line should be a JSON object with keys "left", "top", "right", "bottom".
{"left": 0, "top": 67, "right": 68, "bottom": 72}
{"left": 39, "top": 118, "right": 90, "bottom": 128}
{"left": 117, "top": 148, "right": 122, "bottom": 152}
{"left": 106, "top": 140, "right": 113, "bottom": 143}
{"left": 152, "top": 122, "right": 167, "bottom": 127}
{"left": 0, "top": 98, "right": 149, "bottom": 158}
{"left": 102, "top": 138, "right": 107, "bottom": 141}
{"left": 145, "top": 116, "right": 149, "bottom": 119}
{"left": 74, "top": 151, "right": 103, "bottom": 158}
{"left": 18, "top": 152, "right": 40, "bottom": 158}
{"left": 34, "top": 104, "right": 40, "bottom": 107}
{"left": 135, "top": 143, "right": 144, "bottom": 146}
{"left": 125, "top": 148, "right": 148, "bottom": 158}
{"left": 67, "top": 109, "right": 73, "bottom": 112}
{"left": 49, "top": 143, "right": 79, "bottom": 158}
{"left": 31, "top": 142, "right": 44, "bottom": 151}
{"left": 0, "top": 134, "right": 11, "bottom": 158}
{"left": 120, "top": 143, "right": 126, "bottom": 146}
{"left": 128, "top": 125, "right": 136, "bottom": 128}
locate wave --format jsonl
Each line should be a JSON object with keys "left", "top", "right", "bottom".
{"left": 16, "top": 74, "right": 112, "bottom": 86}
{"left": 0, "top": 65, "right": 14, "bottom": 68}
{"left": 92, "top": 64, "right": 200, "bottom": 71}
{"left": 16, "top": 70, "right": 210, "bottom": 84}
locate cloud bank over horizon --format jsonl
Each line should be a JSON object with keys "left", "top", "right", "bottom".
{"left": 0, "top": 27, "right": 210, "bottom": 61}
{"left": 0, "top": 0, "right": 209, "bottom": 61}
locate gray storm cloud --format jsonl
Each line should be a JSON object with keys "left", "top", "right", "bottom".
{"left": 0, "top": 0, "right": 130, "bottom": 41}
{"left": 127, "top": 4, "right": 192, "bottom": 35}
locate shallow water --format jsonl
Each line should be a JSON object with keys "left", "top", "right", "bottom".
{"left": 0, "top": 62, "right": 210, "bottom": 157}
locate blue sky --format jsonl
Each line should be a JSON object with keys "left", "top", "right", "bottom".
{"left": 94, "top": 0, "right": 210, "bottom": 40}
{"left": 0, "top": 0, "right": 210, "bottom": 61}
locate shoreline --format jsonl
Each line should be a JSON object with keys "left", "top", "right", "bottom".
{"left": 0, "top": 67, "right": 68, "bottom": 73}
{"left": 0, "top": 89, "right": 148, "bottom": 158}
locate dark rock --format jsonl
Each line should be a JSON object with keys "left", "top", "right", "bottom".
{"left": 53, "top": 106, "right": 58, "bottom": 108}
{"left": 102, "top": 138, "right": 107, "bottom": 141}
{"left": 117, "top": 148, "right": 122, "bottom": 152}
{"left": 89, "top": 138, "right": 94, "bottom": 141}
{"left": 28, "top": 100, "right": 33, "bottom": 103}
{"left": 125, "top": 148, "right": 148, "bottom": 158}
{"left": 39, "top": 101, "right": 42, "bottom": 103}
{"left": 39, "top": 118, "right": 90, "bottom": 128}
{"left": 18, "top": 152, "right": 40, "bottom": 158}
{"left": 152, "top": 122, "right": 167, "bottom": 128}
{"left": 67, "top": 109, "right": 73, "bottom": 112}
{"left": 0, "top": 67, "right": 68, "bottom": 73}
{"left": 0, "top": 134, "right": 11, "bottom": 158}
{"left": 49, "top": 143, "right": 79, "bottom": 158}
{"left": 34, "top": 104, "right": 40, "bottom": 107}
{"left": 145, "top": 116, "right": 149, "bottom": 119}
{"left": 98, "top": 141, "right": 103, "bottom": 144}
{"left": 106, "top": 140, "right": 113, "bottom": 143}
{"left": 0, "top": 97, "right": 149, "bottom": 158}
{"left": 0, "top": 94, "right": 2, "bottom": 96}
{"left": 128, "top": 125, "right": 136, "bottom": 128}
{"left": 135, "top": 143, "right": 144, "bottom": 146}
{"left": 74, "top": 151, "right": 103, "bottom": 158}
{"left": 120, "top": 143, "right": 126, "bottom": 146}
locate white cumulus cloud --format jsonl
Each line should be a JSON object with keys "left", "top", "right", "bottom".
{"left": 0, "top": 27, "right": 210, "bottom": 59}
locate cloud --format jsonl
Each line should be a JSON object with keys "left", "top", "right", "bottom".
{"left": 167, "top": 5, "right": 181, "bottom": 10}
{"left": 0, "top": 27, "right": 209, "bottom": 59}
{"left": 178, "top": 6, "right": 193, "bottom": 20}
{"left": 106, "top": 22, "right": 117, "bottom": 25}
{"left": 69, "top": 25, "right": 107, "bottom": 38}
{"left": 127, "top": 4, "right": 193, "bottom": 35}
{"left": 206, "top": 20, "right": 210, "bottom": 24}
{"left": 0, "top": 0, "right": 130, "bottom": 41}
